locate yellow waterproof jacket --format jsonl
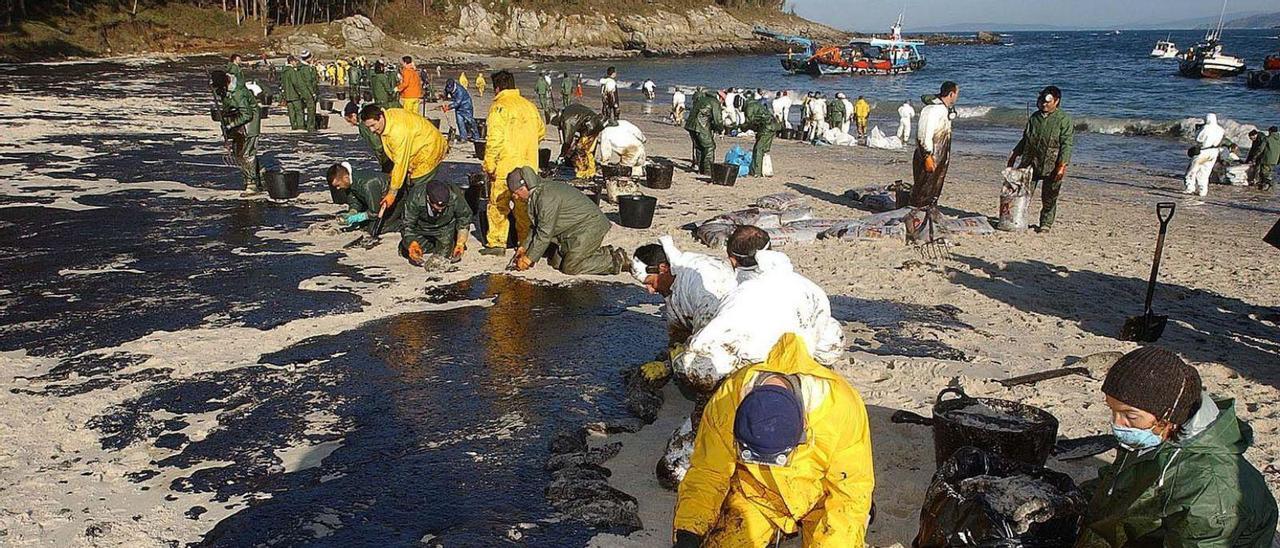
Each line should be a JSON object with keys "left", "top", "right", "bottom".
{"left": 675, "top": 333, "right": 874, "bottom": 546}
{"left": 854, "top": 99, "right": 871, "bottom": 119}
{"left": 380, "top": 108, "right": 448, "bottom": 194}
{"left": 483, "top": 89, "right": 546, "bottom": 182}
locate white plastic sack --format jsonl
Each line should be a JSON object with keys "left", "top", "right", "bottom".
{"left": 677, "top": 253, "right": 844, "bottom": 393}
{"left": 822, "top": 127, "right": 858, "bottom": 146}
{"left": 1226, "top": 164, "right": 1251, "bottom": 186}
{"left": 658, "top": 236, "right": 738, "bottom": 337}
{"left": 866, "top": 126, "right": 904, "bottom": 150}
{"left": 998, "top": 167, "right": 1033, "bottom": 232}
{"left": 245, "top": 81, "right": 263, "bottom": 97}
{"left": 762, "top": 153, "right": 773, "bottom": 177}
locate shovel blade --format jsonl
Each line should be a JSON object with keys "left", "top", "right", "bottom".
{"left": 360, "top": 236, "right": 383, "bottom": 250}
{"left": 1119, "top": 314, "right": 1168, "bottom": 342}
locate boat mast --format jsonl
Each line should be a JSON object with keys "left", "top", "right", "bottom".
{"left": 1211, "top": 0, "right": 1227, "bottom": 41}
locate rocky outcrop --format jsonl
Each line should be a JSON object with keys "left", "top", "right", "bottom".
{"left": 279, "top": 15, "right": 391, "bottom": 56}
{"left": 440, "top": 2, "right": 847, "bottom": 58}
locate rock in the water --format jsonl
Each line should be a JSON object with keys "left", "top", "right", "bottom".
{"left": 546, "top": 477, "right": 642, "bottom": 530}
{"left": 623, "top": 367, "right": 665, "bottom": 424}
{"left": 549, "top": 428, "right": 588, "bottom": 455}
{"left": 544, "top": 442, "right": 622, "bottom": 471}
{"left": 550, "top": 464, "right": 611, "bottom": 483}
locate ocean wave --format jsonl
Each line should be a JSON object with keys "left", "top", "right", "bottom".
{"left": 946, "top": 106, "right": 1258, "bottom": 142}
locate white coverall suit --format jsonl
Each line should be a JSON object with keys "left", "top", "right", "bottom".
{"left": 1185, "top": 113, "right": 1224, "bottom": 197}
{"left": 897, "top": 101, "right": 916, "bottom": 142}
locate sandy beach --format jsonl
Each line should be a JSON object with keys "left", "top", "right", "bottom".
{"left": 1, "top": 58, "right": 1278, "bottom": 546}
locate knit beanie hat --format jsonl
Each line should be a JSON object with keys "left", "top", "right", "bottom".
{"left": 1102, "top": 346, "right": 1202, "bottom": 425}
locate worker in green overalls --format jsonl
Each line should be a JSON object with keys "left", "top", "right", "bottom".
{"left": 213, "top": 71, "right": 263, "bottom": 197}
{"left": 1007, "top": 85, "right": 1073, "bottom": 233}
{"left": 684, "top": 89, "right": 724, "bottom": 175}
{"left": 298, "top": 50, "right": 319, "bottom": 131}
{"left": 225, "top": 54, "right": 244, "bottom": 83}
{"left": 559, "top": 72, "right": 574, "bottom": 109}
{"left": 740, "top": 99, "right": 778, "bottom": 178}
{"left": 281, "top": 56, "right": 304, "bottom": 130}
{"left": 327, "top": 162, "right": 403, "bottom": 235}
{"left": 534, "top": 71, "right": 552, "bottom": 123}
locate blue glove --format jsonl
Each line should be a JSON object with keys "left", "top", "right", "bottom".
{"left": 344, "top": 211, "right": 370, "bottom": 226}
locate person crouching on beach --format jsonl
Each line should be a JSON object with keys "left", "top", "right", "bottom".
{"left": 1075, "top": 346, "right": 1276, "bottom": 548}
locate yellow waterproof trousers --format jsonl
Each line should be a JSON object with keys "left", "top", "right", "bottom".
{"left": 573, "top": 135, "right": 598, "bottom": 179}
{"left": 486, "top": 179, "right": 531, "bottom": 249}
{"left": 703, "top": 487, "right": 836, "bottom": 548}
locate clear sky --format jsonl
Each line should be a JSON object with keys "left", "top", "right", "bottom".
{"left": 790, "top": 0, "right": 1276, "bottom": 31}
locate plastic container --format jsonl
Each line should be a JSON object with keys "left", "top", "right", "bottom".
{"left": 710, "top": 162, "right": 739, "bottom": 186}
{"left": 601, "top": 164, "right": 631, "bottom": 179}
{"left": 473, "top": 140, "right": 487, "bottom": 159}
{"left": 643, "top": 161, "right": 674, "bottom": 189}
{"left": 319, "top": 99, "right": 334, "bottom": 111}
{"left": 264, "top": 170, "right": 301, "bottom": 200}
{"left": 1265, "top": 217, "right": 1280, "bottom": 250}
{"left": 931, "top": 387, "right": 1059, "bottom": 467}
{"left": 329, "top": 184, "right": 349, "bottom": 205}
{"left": 259, "top": 93, "right": 275, "bottom": 106}
{"left": 429, "top": 118, "right": 441, "bottom": 129}
{"left": 210, "top": 107, "right": 222, "bottom": 122}
{"left": 259, "top": 106, "right": 269, "bottom": 119}
{"left": 617, "top": 195, "right": 657, "bottom": 229}
{"left": 315, "top": 114, "right": 330, "bottom": 130}
{"left": 475, "top": 118, "right": 488, "bottom": 139}
{"left": 539, "top": 148, "right": 552, "bottom": 171}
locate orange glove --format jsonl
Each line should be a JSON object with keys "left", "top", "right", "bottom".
{"left": 379, "top": 193, "right": 396, "bottom": 212}
{"left": 515, "top": 255, "right": 533, "bottom": 271}
{"left": 924, "top": 153, "right": 937, "bottom": 173}
{"left": 1052, "top": 164, "right": 1068, "bottom": 182}
{"left": 451, "top": 239, "right": 466, "bottom": 260}
{"left": 408, "top": 241, "right": 424, "bottom": 265}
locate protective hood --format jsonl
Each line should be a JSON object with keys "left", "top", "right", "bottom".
{"left": 654, "top": 235, "right": 738, "bottom": 335}
{"left": 736, "top": 249, "right": 794, "bottom": 284}
{"left": 1205, "top": 113, "right": 1218, "bottom": 126}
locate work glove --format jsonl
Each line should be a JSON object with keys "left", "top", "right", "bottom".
{"left": 923, "top": 153, "right": 937, "bottom": 173}
{"left": 407, "top": 241, "right": 424, "bottom": 265}
{"left": 379, "top": 193, "right": 396, "bottom": 213}
{"left": 515, "top": 254, "right": 534, "bottom": 271}
{"left": 672, "top": 530, "right": 701, "bottom": 548}
{"left": 450, "top": 239, "right": 466, "bottom": 261}
{"left": 343, "top": 211, "right": 370, "bottom": 226}
{"left": 639, "top": 361, "right": 669, "bottom": 382}
{"left": 1052, "top": 163, "right": 1068, "bottom": 182}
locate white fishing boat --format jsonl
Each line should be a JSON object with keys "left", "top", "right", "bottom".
{"left": 1150, "top": 37, "right": 1178, "bottom": 59}
{"left": 1178, "top": 0, "right": 1247, "bottom": 78}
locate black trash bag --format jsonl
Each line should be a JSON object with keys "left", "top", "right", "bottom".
{"left": 914, "top": 447, "right": 1086, "bottom": 547}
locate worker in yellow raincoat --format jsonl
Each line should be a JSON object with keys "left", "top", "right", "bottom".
{"left": 479, "top": 70, "right": 545, "bottom": 256}
{"left": 674, "top": 333, "right": 874, "bottom": 548}
{"left": 459, "top": 72, "right": 470, "bottom": 92}
{"left": 475, "top": 73, "right": 487, "bottom": 97}
{"left": 359, "top": 105, "right": 449, "bottom": 214}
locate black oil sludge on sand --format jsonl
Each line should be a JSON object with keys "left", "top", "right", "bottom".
{"left": 93, "top": 275, "right": 663, "bottom": 546}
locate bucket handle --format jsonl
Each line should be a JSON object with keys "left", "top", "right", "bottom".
{"left": 935, "top": 386, "right": 970, "bottom": 406}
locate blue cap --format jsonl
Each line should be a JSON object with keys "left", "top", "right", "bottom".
{"left": 733, "top": 385, "right": 803, "bottom": 462}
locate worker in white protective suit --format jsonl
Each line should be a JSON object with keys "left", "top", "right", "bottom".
{"left": 1185, "top": 113, "right": 1224, "bottom": 197}
{"left": 596, "top": 119, "right": 648, "bottom": 177}
{"left": 772, "top": 90, "right": 793, "bottom": 129}
{"left": 839, "top": 92, "right": 855, "bottom": 135}
{"left": 671, "top": 90, "right": 686, "bottom": 125}
{"left": 897, "top": 100, "right": 916, "bottom": 142}
{"left": 631, "top": 235, "right": 738, "bottom": 345}
{"left": 657, "top": 225, "right": 845, "bottom": 489}
{"left": 721, "top": 89, "right": 745, "bottom": 132}
{"left": 805, "top": 92, "right": 828, "bottom": 143}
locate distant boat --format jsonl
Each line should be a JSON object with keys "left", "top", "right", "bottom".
{"left": 1178, "top": 0, "right": 1247, "bottom": 79}
{"left": 755, "top": 16, "right": 926, "bottom": 76}
{"left": 1151, "top": 37, "right": 1178, "bottom": 59}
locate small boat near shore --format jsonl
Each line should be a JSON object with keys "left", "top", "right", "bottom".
{"left": 755, "top": 16, "right": 926, "bottom": 76}
{"left": 1179, "top": 0, "right": 1247, "bottom": 78}
{"left": 1150, "top": 37, "right": 1178, "bottom": 59}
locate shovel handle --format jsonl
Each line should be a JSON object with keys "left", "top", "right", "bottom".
{"left": 890, "top": 410, "right": 934, "bottom": 427}
{"left": 1157, "top": 202, "right": 1176, "bottom": 229}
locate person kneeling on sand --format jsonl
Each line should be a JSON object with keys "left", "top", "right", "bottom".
{"left": 554, "top": 104, "right": 608, "bottom": 178}
{"left": 632, "top": 235, "right": 737, "bottom": 346}
{"left": 506, "top": 166, "right": 628, "bottom": 275}
{"left": 399, "top": 180, "right": 471, "bottom": 268}
{"left": 673, "top": 333, "right": 874, "bottom": 547}
{"left": 725, "top": 225, "right": 793, "bottom": 283}
{"left": 1075, "top": 346, "right": 1276, "bottom": 548}
{"left": 327, "top": 162, "right": 401, "bottom": 235}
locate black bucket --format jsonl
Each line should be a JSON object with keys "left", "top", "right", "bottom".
{"left": 473, "top": 140, "right": 487, "bottom": 159}
{"left": 315, "top": 114, "right": 329, "bottom": 130}
{"left": 259, "top": 106, "right": 269, "bottom": 119}
{"left": 429, "top": 118, "right": 441, "bottom": 129}
{"left": 930, "top": 387, "right": 1059, "bottom": 467}
{"left": 465, "top": 173, "right": 486, "bottom": 219}
{"left": 1265, "top": 217, "right": 1280, "bottom": 250}
{"left": 264, "top": 170, "right": 301, "bottom": 200}
{"left": 710, "top": 162, "right": 738, "bottom": 186}
{"left": 643, "top": 160, "right": 674, "bottom": 189}
{"left": 336, "top": 91, "right": 346, "bottom": 100}
{"left": 319, "top": 99, "right": 334, "bottom": 111}
{"left": 539, "top": 148, "right": 552, "bottom": 171}
{"left": 259, "top": 93, "right": 275, "bottom": 106}
{"left": 210, "top": 107, "right": 223, "bottom": 122}
{"left": 601, "top": 164, "right": 631, "bottom": 179}
{"left": 617, "top": 195, "right": 657, "bottom": 229}
{"left": 329, "top": 184, "right": 349, "bottom": 205}
{"left": 476, "top": 118, "right": 488, "bottom": 139}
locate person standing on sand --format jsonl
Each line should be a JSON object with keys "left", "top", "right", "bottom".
{"left": 212, "top": 71, "right": 264, "bottom": 198}
{"left": 441, "top": 79, "right": 477, "bottom": 142}
{"left": 672, "top": 333, "right": 874, "bottom": 548}
{"left": 559, "top": 72, "right": 574, "bottom": 108}
{"left": 854, "top": 95, "right": 871, "bottom": 139}
{"left": 298, "top": 51, "right": 319, "bottom": 132}
{"left": 897, "top": 99, "right": 915, "bottom": 143}
{"left": 825, "top": 93, "right": 848, "bottom": 138}
{"left": 685, "top": 89, "right": 724, "bottom": 175}
{"left": 281, "top": 56, "right": 304, "bottom": 130}
{"left": 396, "top": 56, "right": 424, "bottom": 117}
{"left": 1008, "top": 85, "right": 1074, "bottom": 233}
{"left": 1075, "top": 346, "right": 1276, "bottom": 548}
{"left": 772, "top": 91, "right": 793, "bottom": 130}
{"left": 534, "top": 71, "right": 552, "bottom": 121}
{"left": 480, "top": 71, "right": 545, "bottom": 256}
{"left": 671, "top": 89, "right": 687, "bottom": 125}
{"left": 1254, "top": 126, "right": 1279, "bottom": 192}
{"left": 225, "top": 54, "right": 244, "bottom": 84}
{"left": 474, "top": 72, "right": 487, "bottom": 98}
{"left": 601, "top": 66, "right": 621, "bottom": 123}
{"left": 740, "top": 98, "right": 778, "bottom": 178}
{"left": 1184, "top": 113, "right": 1224, "bottom": 197}
{"left": 909, "top": 81, "right": 958, "bottom": 208}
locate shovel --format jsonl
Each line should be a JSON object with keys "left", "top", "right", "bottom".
{"left": 341, "top": 204, "right": 390, "bottom": 250}
{"left": 1120, "top": 202, "right": 1176, "bottom": 342}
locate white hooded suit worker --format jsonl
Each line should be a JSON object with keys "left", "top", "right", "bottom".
{"left": 596, "top": 119, "right": 648, "bottom": 176}
{"left": 772, "top": 91, "right": 793, "bottom": 129}
{"left": 632, "top": 236, "right": 738, "bottom": 341}
{"left": 1185, "top": 113, "right": 1225, "bottom": 197}
{"left": 657, "top": 248, "right": 845, "bottom": 487}
{"left": 897, "top": 100, "right": 916, "bottom": 142}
